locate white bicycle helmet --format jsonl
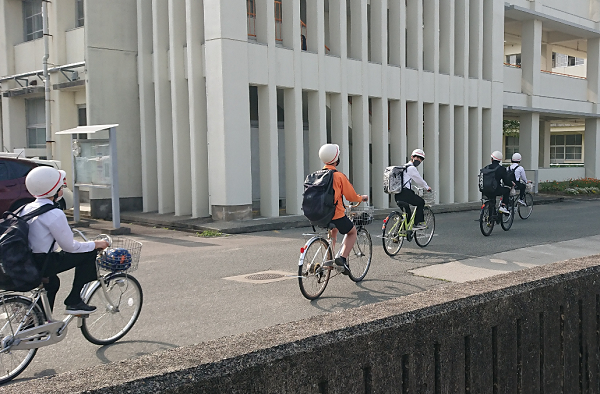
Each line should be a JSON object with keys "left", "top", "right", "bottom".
{"left": 411, "top": 148, "right": 425, "bottom": 160}
{"left": 319, "top": 143, "right": 340, "bottom": 165}
{"left": 491, "top": 151, "right": 503, "bottom": 161}
{"left": 25, "top": 166, "right": 63, "bottom": 198}
{"left": 511, "top": 153, "right": 522, "bottom": 162}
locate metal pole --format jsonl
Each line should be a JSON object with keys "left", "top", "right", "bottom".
{"left": 42, "top": 0, "right": 52, "bottom": 159}
{"left": 109, "top": 127, "right": 120, "bottom": 229}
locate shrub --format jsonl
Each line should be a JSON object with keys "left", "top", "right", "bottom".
{"left": 539, "top": 178, "right": 600, "bottom": 193}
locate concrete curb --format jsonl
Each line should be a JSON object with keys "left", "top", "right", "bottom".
{"left": 69, "top": 195, "right": 566, "bottom": 235}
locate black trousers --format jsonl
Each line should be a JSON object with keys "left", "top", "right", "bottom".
{"left": 394, "top": 188, "right": 426, "bottom": 224}
{"left": 33, "top": 250, "right": 97, "bottom": 310}
{"left": 515, "top": 182, "right": 526, "bottom": 199}
{"left": 485, "top": 186, "right": 511, "bottom": 215}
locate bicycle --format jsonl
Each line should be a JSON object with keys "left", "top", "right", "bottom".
{"left": 381, "top": 188, "right": 436, "bottom": 257}
{"left": 479, "top": 188, "right": 515, "bottom": 236}
{"left": 297, "top": 203, "right": 373, "bottom": 300}
{"left": 512, "top": 182, "right": 534, "bottom": 220}
{"left": 0, "top": 230, "right": 143, "bottom": 384}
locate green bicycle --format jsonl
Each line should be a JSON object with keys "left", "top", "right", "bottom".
{"left": 381, "top": 188, "right": 436, "bottom": 257}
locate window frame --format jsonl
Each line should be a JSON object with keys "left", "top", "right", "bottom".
{"left": 76, "top": 0, "right": 84, "bottom": 27}
{"left": 25, "top": 98, "right": 46, "bottom": 149}
{"left": 23, "top": 0, "right": 43, "bottom": 42}
{"left": 550, "top": 133, "right": 583, "bottom": 164}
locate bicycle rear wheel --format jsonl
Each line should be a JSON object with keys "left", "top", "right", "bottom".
{"left": 348, "top": 228, "right": 372, "bottom": 282}
{"left": 81, "top": 274, "right": 143, "bottom": 345}
{"left": 480, "top": 202, "right": 494, "bottom": 236}
{"left": 0, "top": 296, "right": 44, "bottom": 384}
{"left": 518, "top": 192, "right": 534, "bottom": 219}
{"left": 382, "top": 211, "right": 404, "bottom": 257}
{"left": 414, "top": 207, "right": 435, "bottom": 247}
{"left": 501, "top": 201, "right": 514, "bottom": 231}
{"left": 298, "top": 238, "right": 331, "bottom": 300}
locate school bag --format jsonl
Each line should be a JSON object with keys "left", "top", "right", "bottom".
{"left": 505, "top": 165, "right": 519, "bottom": 186}
{"left": 478, "top": 166, "right": 499, "bottom": 196}
{"left": 302, "top": 169, "right": 337, "bottom": 227}
{"left": 0, "top": 204, "right": 57, "bottom": 292}
{"left": 383, "top": 164, "right": 411, "bottom": 194}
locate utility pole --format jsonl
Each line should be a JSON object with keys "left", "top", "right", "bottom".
{"left": 42, "top": 0, "right": 52, "bottom": 159}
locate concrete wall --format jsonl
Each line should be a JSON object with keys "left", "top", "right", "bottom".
{"left": 7, "top": 255, "right": 600, "bottom": 394}
{"left": 538, "top": 166, "right": 586, "bottom": 182}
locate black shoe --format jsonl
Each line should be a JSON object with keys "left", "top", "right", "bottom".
{"left": 65, "top": 301, "right": 97, "bottom": 315}
{"left": 334, "top": 257, "right": 349, "bottom": 275}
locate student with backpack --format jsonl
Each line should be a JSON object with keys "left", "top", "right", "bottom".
{"left": 480, "top": 151, "right": 513, "bottom": 214}
{"left": 303, "top": 144, "right": 368, "bottom": 274}
{"left": 393, "top": 149, "right": 432, "bottom": 230}
{"left": 20, "top": 166, "right": 109, "bottom": 314}
{"left": 508, "top": 153, "right": 531, "bottom": 206}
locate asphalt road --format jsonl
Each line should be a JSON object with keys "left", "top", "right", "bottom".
{"left": 8, "top": 197, "right": 600, "bottom": 386}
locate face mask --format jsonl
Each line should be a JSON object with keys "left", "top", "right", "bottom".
{"left": 413, "top": 159, "right": 422, "bottom": 167}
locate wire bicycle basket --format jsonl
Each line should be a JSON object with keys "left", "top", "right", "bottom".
{"left": 346, "top": 204, "right": 374, "bottom": 226}
{"left": 415, "top": 187, "right": 436, "bottom": 206}
{"left": 96, "top": 237, "right": 143, "bottom": 273}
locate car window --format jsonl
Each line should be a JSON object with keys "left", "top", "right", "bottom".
{"left": 0, "top": 162, "right": 8, "bottom": 181}
{"left": 6, "top": 161, "right": 35, "bottom": 179}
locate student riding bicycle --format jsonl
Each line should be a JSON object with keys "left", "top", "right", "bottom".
{"left": 508, "top": 153, "right": 531, "bottom": 206}
{"left": 483, "top": 151, "right": 513, "bottom": 214}
{"left": 21, "top": 166, "right": 109, "bottom": 314}
{"left": 318, "top": 144, "right": 368, "bottom": 274}
{"left": 394, "top": 148, "right": 432, "bottom": 230}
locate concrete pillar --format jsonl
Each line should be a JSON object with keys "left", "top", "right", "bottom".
{"left": 454, "top": 0, "right": 468, "bottom": 77}
{"left": 423, "top": 0, "right": 438, "bottom": 73}
{"left": 257, "top": 84, "right": 280, "bottom": 217}
{"left": 541, "top": 44, "right": 553, "bottom": 72}
{"left": 152, "top": 0, "right": 175, "bottom": 214}
{"left": 388, "top": 0, "right": 402, "bottom": 67}
{"left": 331, "top": 93, "right": 350, "bottom": 175}
{"left": 521, "top": 19, "right": 542, "bottom": 97}
{"left": 468, "top": 107, "right": 481, "bottom": 201}
{"left": 307, "top": 91, "right": 327, "bottom": 172}
{"left": 137, "top": 0, "right": 158, "bottom": 213}
{"left": 284, "top": 88, "right": 304, "bottom": 215}
{"left": 423, "top": 103, "right": 439, "bottom": 198}
{"left": 350, "top": 0, "right": 363, "bottom": 59}
{"left": 204, "top": 1, "right": 253, "bottom": 220}
{"left": 169, "top": 0, "right": 192, "bottom": 216}
{"left": 186, "top": 0, "right": 209, "bottom": 218}
{"left": 389, "top": 100, "right": 406, "bottom": 166}
{"left": 587, "top": 38, "right": 600, "bottom": 105}
{"left": 539, "top": 121, "right": 551, "bottom": 168}
{"left": 454, "top": 106, "right": 468, "bottom": 202}
{"left": 584, "top": 118, "right": 600, "bottom": 179}
{"left": 519, "top": 112, "right": 540, "bottom": 171}
{"left": 468, "top": 0, "right": 482, "bottom": 79}
{"left": 439, "top": 0, "right": 453, "bottom": 75}
{"left": 439, "top": 105, "right": 454, "bottom": 203}
{"left": 351, "top": 95, "right": 369, "bottom": 193}
{"left": 282, "top": 0, "right": 298, "bottom": 49}
{"left": 370, "top": 0, "right": 384, "bottom": 64}
{"left": 328, "top": 0, "right": 342, "bottom": 57}
{"left": 406, "top": 0, "right": 422, "bottom": 69}
{"left": 406, "top": 101, "right": 422, "bottom": 161}
{"left": 371, "top": 98, "right": 388, "bottom": 208}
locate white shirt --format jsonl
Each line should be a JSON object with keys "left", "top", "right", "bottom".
{"left": 509, "top": 163, "right": 528, "bottom": 183}
{"left": 20, "top": 199, "right": 96, "bottom": 254}
{"left": 403, "top": 162, "right": 430, "bottom": 190}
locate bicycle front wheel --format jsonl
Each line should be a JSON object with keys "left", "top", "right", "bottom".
{"left": 298, "top": 238, "right": 331, "bottom": 300}
{"left": 81, "top": 274, "right": 143, "bottom": 345}
{"left": 518, "top": 192, "right": 534, "bottom": 219}
{"left": 414, "top": 207, "right": 435, "bottom": 247}
{"left": 501, "top": 202, "right": 514, "bottom": 231}
{"left": 382, "top": 211, "right": 404, "bottom": 257}
{"left": 0, "top": 296, "right": 44, "bottom": 384}
{"left": 480, "top": 202, "right": 494, "bottom": 236}
{"left": 348, "top": 228, "right": 372, "bottom": 282}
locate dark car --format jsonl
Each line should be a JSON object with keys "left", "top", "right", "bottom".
{"left": 0, "top": 156, "right": 39, "bottom": 213}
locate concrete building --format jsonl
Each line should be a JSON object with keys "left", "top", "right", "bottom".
{"left": 1, "top": 0, "right": 599, "bottom": 221}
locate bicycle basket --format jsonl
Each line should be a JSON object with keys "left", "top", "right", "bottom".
{"left": 525, "top": 182, "right": 534, "bottom": 193}
{"left": 510, "top": 187, "right": 519, "bottom": 197}
{"left": 96, "top": 237, "right": 142, "bottom": 273}
{"left": 415, "top": 187, "right": 436, "bottom": 205}
{"left": 346, "top": 205, "right": 374, "bottom": 226}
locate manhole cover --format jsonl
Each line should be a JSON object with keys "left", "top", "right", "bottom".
{"left": 245, "top": 273, "right": 285, "bottom": 281}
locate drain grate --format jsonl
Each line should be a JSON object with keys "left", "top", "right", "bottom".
{"left": 223, "top": 270, "right": 295, "bottom": 284}
{"left": 245, "top": 273, "right": 285, "bottom": 281}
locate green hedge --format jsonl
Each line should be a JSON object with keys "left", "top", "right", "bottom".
{"left": 539, "top": 178, "right": 600, "bottom": 194}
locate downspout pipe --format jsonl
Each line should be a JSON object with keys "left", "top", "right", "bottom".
{"left": 42, "top": 0, "right": 52, "bottom": 159}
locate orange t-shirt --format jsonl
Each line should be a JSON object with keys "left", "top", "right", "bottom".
{"left": 323, "top": 164, "right": 362, "bottom": 220}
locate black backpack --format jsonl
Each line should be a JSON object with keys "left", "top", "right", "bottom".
{"left": 301, "top": 169, "right": 337, "bottom": 227}
{"left": 0, "top": 204, "right": 57, "bottom": 292}
{"left": 505, "top": 165, "right": 519, "bottom": 186}
{"left": 478, "top": 166, "right": 499, "bottom": 196}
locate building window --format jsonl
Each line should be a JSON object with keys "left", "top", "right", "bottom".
{"left": 76, "top": 0, "right": 84, "bottom": 27}
{"left": 23, "top": 0, "right": 43, "bottom": 41}
{"left": 26, "top": 98, "right": 46, "bottom": 149}
{"left": 275, "top": 1, "right": 282, "bottom": 42}
{"left": 77, "top": 105, "right": 88, "bottom": 139}
{"left": 553, "top": 53, "right": 585, "bottom": 68}
{"left": 550, "top": 134, "right": 583, "bottom": 163}
{"left": 504, "top": 135, "right": 519, "bottom": 161}
{"left": 505, "top": 54, "right": 521, "bottom": 67}
{"left": 247, "top": 0, "right": 256, "bottom": 38}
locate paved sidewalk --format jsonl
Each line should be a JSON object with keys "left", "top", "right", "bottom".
{"left": 71, "top": 194, "right": 565, "bottom": 234}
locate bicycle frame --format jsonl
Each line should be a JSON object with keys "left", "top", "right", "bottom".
{"left": 298, "top": 229, "right": 348, "bottom": 276}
